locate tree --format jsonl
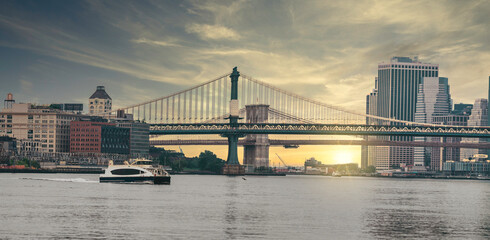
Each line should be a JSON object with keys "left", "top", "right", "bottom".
{"left": 170, "top": 158, "right": 187, "bottom": 172}
{"left": 365, "top": 165, "right": 376, "bottom": 173}
{"left": 198, "top": 150, "right": 225, "bottom": 174}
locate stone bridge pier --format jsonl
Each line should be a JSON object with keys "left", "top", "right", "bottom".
{"left": 243, "top": 104, "right": 270, "bottom": 171}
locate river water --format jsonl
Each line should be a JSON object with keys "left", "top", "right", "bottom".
{"left": 0, "top": 173, "right": 488, "bottom": 239}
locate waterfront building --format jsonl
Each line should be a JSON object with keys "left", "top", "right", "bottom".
{"left": 0, "top": 94, "right": 78, "bottom": 153}
{"left": 413, "top": 77, "right": 451, "bottom": 171}
{"left": 89, "top": 86, "right": 112, "bottom": 115}
{"left": 70, "top": 118, "right": 130, "bottom": 154}
{"left": 114, "top": 121, "right": 149, "bottom": 157}
{"left": 442, "top": 160, "right": 490, "bottom": 176}
{"left": 365, "top": 56, "right": 439, "bottom": 170}
{"left": 0, "top": 136, "right": 17, "bottom": 156}
{"left": 460, "top": 99, "right": 488, "bottom": 160}
{"left": 109, "top": 110, "right": 149, "bottom": 157}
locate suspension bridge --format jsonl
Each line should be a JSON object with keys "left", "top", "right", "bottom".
{"left": 100, "top": 67, "right": 490, "bottom": 174}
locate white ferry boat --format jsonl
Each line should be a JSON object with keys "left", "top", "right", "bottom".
{"left": 99, "top": 159, "right": 171, "bottom": 184}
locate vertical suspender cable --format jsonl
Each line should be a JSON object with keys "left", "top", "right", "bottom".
{"left": 194, "top": 88, "right": 199, "bottom": 122}
{"left": 166, "top": 98, "right": 169, "bottom": 122}
{"left": 212, "top": 81, "right": 215, "bottom": 119}
{"left": 218, "top": 78, "right": 221, "bottom": 119}
{"left": 206, "top": 83, "right": 210, "bottom": 120}
{"left": 201, "top": 86, "right": 204, "bottom": 120}
{"left": 172, "top": 96, "right": 175, "bottom": 122}
{"left": 177, "top": 94, "right": 181, "bottom": 121}
{"left": 189, "top": 90, "right": 192, "bottom": 122}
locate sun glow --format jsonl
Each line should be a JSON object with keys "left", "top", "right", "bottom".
{"left": 333, "top": 151, "right": 355, "bottom": 164}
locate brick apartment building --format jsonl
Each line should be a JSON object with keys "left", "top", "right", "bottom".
{"left": 70, "top": 119, "right": 130, "bottom": 154}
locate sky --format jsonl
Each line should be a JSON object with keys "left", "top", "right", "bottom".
{"left": 1, "top": 0, "right": 489, "bottom": 165}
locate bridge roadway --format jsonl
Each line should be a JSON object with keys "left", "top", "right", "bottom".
{"left": 149, "top": 123, "right": 490, "bottom": 138}
{"left": 150, "top": 139, "right": 490, "bottom": 149}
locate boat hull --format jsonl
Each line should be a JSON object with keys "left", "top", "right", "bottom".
{"left": 100, "top": 176, "right": 171, "bottom": 184}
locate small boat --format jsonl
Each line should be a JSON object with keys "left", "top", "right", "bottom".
{"left": 100, "top": 159, "right": 171, "bottom": 184}
{"left": 332, "top": 172, "right": 342, "bottom": 177}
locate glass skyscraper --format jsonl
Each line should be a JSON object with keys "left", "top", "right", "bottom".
{"left": 414, "top": 77, "right": 451, "bottom": 171}
{"left": 370, "top": 56, "right": 439, "bottom": 170}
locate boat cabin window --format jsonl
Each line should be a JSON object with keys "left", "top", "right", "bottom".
{"left": 111, "top": 169, "right": 144, "bottom": 175}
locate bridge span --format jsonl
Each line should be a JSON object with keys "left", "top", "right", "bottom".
{"left": 150, "top": 139, "right": 490, "bottom": 149}
{"left": 102, "top": 67, "right": 490, "bottom": 173}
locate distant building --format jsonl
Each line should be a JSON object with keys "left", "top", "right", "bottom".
{"left": 452, "top": 103, "right": 472, "bottom": 115}
{"left": 460, "top": 99, "right": 488, "bottom": 160}
{"left": 413, "top": 77, "right": 451, "bottom": 171}
{"left": 0, "top": 136, "right": 17, "bottom": 155}
{"left": 109, "top": 110, "right": 149, "bottom": 157}
{"left": 89, "top": 86, "right": 112, "bottom": 115}
{"left": 115, "top": 121, "right": 149, "bottom": 157}
{"left": 365, "top": 56, "right": 439, "bottom": 170}
{"left": 304, "top": 157, "right": 322, "bottom": 167}
{"left": 70, "top": 118, "right": 130, "bottom": 154}
{"left": 362, "top": 78, "right": 378, "bottom": 169}
{"left": 432, "top": 114, "right": 469, "bottom": 164}
{"left": 443, "top": 160, "right": 490, "bottom": 176}
{"left": 50, "top": 103, "right": 84, "bottom": 114}
{"left": 0, "top": 94, "right": 78, "bottom": 153}
{"left": 488, "top": 77, "right": 490, "bottom": 159}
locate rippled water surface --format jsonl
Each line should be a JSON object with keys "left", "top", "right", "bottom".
{"left": 0, "top": 174, "right": 488, "bottom": 239}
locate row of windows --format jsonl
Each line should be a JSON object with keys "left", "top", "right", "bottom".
{"left": 71, "top": 147, "right": 98, "bottom": 151}
{"left": 89, "top": 106, "right": 111, "bottom": 109}
{"left": 90, "top": 100, "right": 111, "bottom": 105}
{"left": 32, "top": 134, "right": 55, "bottom": 138}
{"left": 71, "top": 134, "right": 99, "bottom": 137}
{"left": 379, "top": 64, "right": 438, "bottom": 69}
{"left": 71, "top": 143, "right": 98, "bottom": 146}
{"left": 71, "top": 128, "right": 100, "bottom": 132}
{"left": 71, "top": 138, "right": 99, "bottom": 142}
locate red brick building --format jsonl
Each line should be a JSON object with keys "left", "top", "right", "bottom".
{"left": 70, "top": 121, "right": 111, "bottom": 153}
{"left": 70, "top": 120, "right": 130, "bottom": 154}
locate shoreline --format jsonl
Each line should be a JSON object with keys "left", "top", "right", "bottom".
{"left": 0, "top": 169, "right": 488, "bottom": 180}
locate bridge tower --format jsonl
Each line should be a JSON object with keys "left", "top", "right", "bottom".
{"left": 243, "top": 104, "right": 270, "bottom": 172}
{"left": 222, "top": 67, "right": 246, "bottom": 175}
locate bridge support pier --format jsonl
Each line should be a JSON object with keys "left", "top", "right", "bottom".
{"left": 243, "top": 104, "right": 270, "bottom": 171}
{"left": 222, "top": 66, "right": 245, "bottom": 175}
{"left": 222, "top": 134, "right": 245, "bottom": 175}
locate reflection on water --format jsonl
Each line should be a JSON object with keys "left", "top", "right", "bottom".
{"left": 0, "top": 174, "right": 488, "bottom": 239}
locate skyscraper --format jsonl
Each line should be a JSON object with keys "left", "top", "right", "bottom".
{"left": 414, "top": 77, "right": 451, "bottom": 170}
{"left": 460, "top": 99, "right": 488, "bottom": 160}
{"left": 362, "top": 78, "right": 378, "bottom": 169}
{"left": 374, "top": 56, "right": 439, "bottom": 170}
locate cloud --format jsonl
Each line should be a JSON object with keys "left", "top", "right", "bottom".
{"left": 19, "top": 79, "right": 33, "bottom": 94}
{"left": 131, "top": 38, "right": 181, "bottom": 47}
{"left": 185, "top": 23, "right": 240, "bottom": 40}
{"left": 0, "top": 0, "right": 489, "bottom": 116}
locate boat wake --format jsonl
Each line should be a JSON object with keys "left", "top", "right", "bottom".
{"left": 20, "top": 177, "right": 98, "bottom": 183}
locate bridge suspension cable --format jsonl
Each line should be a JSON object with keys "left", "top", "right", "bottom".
{"left": 96, "top": 70, "right": 484, "bottom": 128}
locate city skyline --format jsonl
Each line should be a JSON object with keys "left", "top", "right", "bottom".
{"left": 1, "top": 0, "right": 490, "bottom": 166}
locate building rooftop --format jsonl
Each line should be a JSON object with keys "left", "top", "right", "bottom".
{"left": 89, "top": 86, "right": 112, "bottom": 100}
